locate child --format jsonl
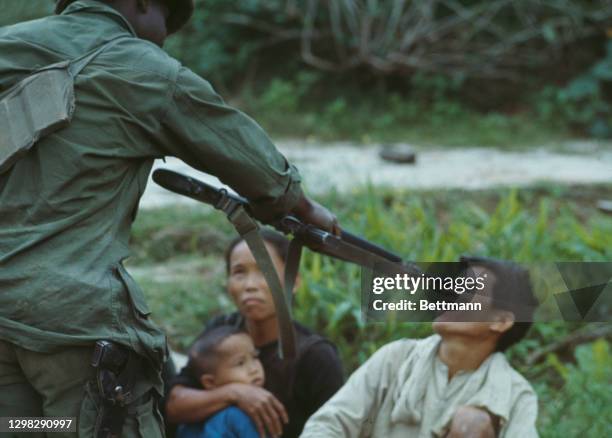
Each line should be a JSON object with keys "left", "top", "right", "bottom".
{"left": 167, "top": 230, "right": 344, "bottom": 438}
{"left": 177, "top": 326, "right": 266, "bottom": 438}
{"left": 301, "top": 257, "right": 539, "bottom": 438}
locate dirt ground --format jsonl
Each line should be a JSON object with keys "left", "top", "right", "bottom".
{"left": 141, "top": 141, "right": 612, "bottom": 209}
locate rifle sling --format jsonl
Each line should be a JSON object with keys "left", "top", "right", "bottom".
{"left": 284, "top": 238, "right": 304, "bottom": 308}
{"left": 226, "top": 206, "right": 297, "bottom": 360}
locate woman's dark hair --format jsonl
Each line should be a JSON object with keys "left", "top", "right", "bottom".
{"left": 460, "top": 256, "right": 539, "bottom": 352}
{"left": 224, "top": 228, "right": 290, "bottom": 274}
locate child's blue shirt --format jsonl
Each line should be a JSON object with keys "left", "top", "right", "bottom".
{"left": 177, "top": 406, "right": 260, "bottom": 438}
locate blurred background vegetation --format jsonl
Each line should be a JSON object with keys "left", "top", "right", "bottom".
{"left": 3, "top": 1, "right": 611, "bottom": 436}
{"left": 3, "top": 0, "right": 612, "bottom": 144}
{"left": 168, "top": 0, "right": 612, "bottom": 144}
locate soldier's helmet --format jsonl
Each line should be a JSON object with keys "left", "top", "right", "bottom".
{"left": 55, "top": 0, "right": 195, "bottom": 34}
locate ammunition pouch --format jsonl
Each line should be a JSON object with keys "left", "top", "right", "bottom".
{"left": 0, "top": 36, "right": 127, "bottom": 175}
{"left": 90, "top": 340, "right": 139, "bottom": 438}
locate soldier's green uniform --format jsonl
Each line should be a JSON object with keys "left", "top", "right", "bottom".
{"left": 0, "top": 1, "right": 302, "bottom": 436}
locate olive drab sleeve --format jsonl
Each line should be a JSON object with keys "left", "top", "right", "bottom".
{"left": 158, "top": 67, "right": 303, "bottom": 223}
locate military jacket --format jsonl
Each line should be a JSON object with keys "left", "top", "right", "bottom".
{"left": 0, "top": 0, "right": 302, "bottom": 367}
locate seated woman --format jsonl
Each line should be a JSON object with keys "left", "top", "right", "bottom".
{"left": 166, "top": 229, "right": 344, "bottom": 438}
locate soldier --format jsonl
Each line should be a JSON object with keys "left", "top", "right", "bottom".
{"left": 0, "top": 0, "right": 338, "bottom": 436}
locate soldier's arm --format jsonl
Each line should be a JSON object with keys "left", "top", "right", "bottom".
{"left": 158, "top": 67, "right": 314, "bottom": 224}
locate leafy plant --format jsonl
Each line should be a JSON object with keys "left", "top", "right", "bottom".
{"left": 538, "top": 339, "right": 612, "bottom": 437}
{"left": 536, "top": 40, "right": 612, "bottom": 138}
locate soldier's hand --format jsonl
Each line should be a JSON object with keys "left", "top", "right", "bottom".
{"left": 292, "top": 194, "right": 340, "bottom": 236}
{"left": 227, "top": 383, "right": 288, "bottom": 438}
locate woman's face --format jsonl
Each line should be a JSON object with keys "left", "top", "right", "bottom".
{"left": 227, "top": 240, "right": 286, "bottom": 322}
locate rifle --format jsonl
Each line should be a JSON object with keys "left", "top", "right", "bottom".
{"left": 152, "top": 169, "right": 417, "bottom": 358}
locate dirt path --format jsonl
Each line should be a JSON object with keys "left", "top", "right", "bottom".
{"left": 141, "top": 141, "right": 612, "bottom": 208}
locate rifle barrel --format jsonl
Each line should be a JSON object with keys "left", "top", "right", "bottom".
{"left": 152, "top": 169, "right": 404, "bottom": 265}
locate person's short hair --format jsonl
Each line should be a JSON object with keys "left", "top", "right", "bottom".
{"left": 460, "top": 255, "right": 538, "bottom": 352}
{"left": 224, "top": 228, "right": 290, "bottom": 274}
{"left": 55, "top": 0, "right": 195, "bottom": 35}
{"left": 187, "top": 326, "right": 243, "bottom": 377}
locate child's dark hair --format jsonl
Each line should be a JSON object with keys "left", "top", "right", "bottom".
{"left": 188, "top": 326, "right": 243, "bottom": 377}
{"left": 224, "top": 228, "right": 290, "bottom": 274}
{"left": 460, "top": 256, "right": 538, "bottom": 352}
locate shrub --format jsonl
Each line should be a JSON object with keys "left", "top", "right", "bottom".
{"left": 538, "top": 339, "right": 612, "bottom": 437}
{"left": 536, "top": 40, "right": 612, "bottom": 138}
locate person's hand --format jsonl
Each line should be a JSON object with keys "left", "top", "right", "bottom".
{"left": 292, "top": 194, "right": 340, "bottom": 236}
{"left": 227, "top": 383, "right": 288, "bottom": 438}
{"left": 446, "top": 406, "right": 496, "bottom": 438}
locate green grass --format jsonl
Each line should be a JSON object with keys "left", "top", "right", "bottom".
{"left": 536, "top": 338, "right": 612, "bottom": 438}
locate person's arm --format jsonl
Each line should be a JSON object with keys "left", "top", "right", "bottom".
{"left": 166, "top": 384, "right": 234, "bottom": 423}
{"left": 166, "top": 383, "right": 288, "bottom": 438}
{"left": 300, "top": 341, "right": 405, "bottom": 438}
{"left": 157, "top": 67, "right": 337, "bottom": 232}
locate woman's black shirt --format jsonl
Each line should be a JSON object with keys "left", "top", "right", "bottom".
{"left": 168, "top": 313, "right": 344, "bottom": 438}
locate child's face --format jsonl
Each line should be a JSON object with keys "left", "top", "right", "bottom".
{"left": 227, "top": 240, "right": 286, "bottom": 322}
{"left": 204, "top": 333, "right": 265, "bottom": 388}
